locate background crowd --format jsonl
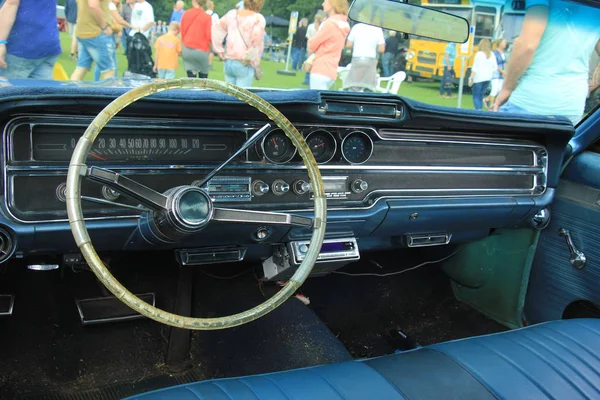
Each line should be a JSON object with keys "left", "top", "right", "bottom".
{"left": 0, "top": 0, "right": 598, "bottom": 123}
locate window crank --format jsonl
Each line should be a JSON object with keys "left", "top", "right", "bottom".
{"left": 557, "top": 228, "right": 586, "bottom": 269}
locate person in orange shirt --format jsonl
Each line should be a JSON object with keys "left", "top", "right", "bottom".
{"left": 153, "top": 21, "right": 182, "bottom": 79}
{"left": 307, "top": 0, "right": 350, "bottom": 90}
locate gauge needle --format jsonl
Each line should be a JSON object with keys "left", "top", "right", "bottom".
{"left": 89, "top": 152, "right": 106, "bottom": 161}
{"left": 271, "top": 137, "right": 278, "bottom": 149}
{"left": 314, "top": 143, "right": 324, "bottom": 148}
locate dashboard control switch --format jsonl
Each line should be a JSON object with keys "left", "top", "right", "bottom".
{"left": 252, "top": 180, "right": 270, "bottom": 196}
{"left": 254, "top": 227, "right": 271, "bottom": 241}
{"left": 299, "top": 244, "right": 309, "bottom": 253}
{"left": 272, "top": 180, "right": 290, "bottom": 196}
{"left": 351, "top": 179, "right": 368, "bottom": 194}
{"left": 293, "top": 180, "right": 311, "bottom": 195}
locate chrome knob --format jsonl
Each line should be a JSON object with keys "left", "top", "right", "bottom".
{"left": 351, "top": 179, "right": 368, "bottom": 194}
{"left": 293, "top": 180, "right": 311, "bottom": 195}
{"left": 532, "top": 208, "right": 550, "bottom": 230}
{"left": 252, "top": 180, "right": 269, "bottom": 196}
{"left": 102, "top": 186, "right": 120, "bottom": 201}
{"left": 254, "top": 227, "right": 270, "bottom": 240}
{"left": 273, "top": 180, "right": 290, "bottom": 196}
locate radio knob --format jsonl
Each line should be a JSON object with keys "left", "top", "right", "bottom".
{"left": 351, "top": 179, "right": 368, "bottom": 194}
{"left": 272, "top": 180, "right": 290, "bottom": 196}
{"left": 293, "top": 180, "right": 311, "bottom": 195}
{"left": 299, "top": 244, "right": 309, "bottom": 253}
{"left": 252, "top": 180, "right": 269, "bottom": 196}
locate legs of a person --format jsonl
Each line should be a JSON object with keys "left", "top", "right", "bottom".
{"left": 72, "top": 34, "right": 115, "bottom": 81}
{"left": 94, "top": 36, "right": 117, "bottom": 81}
{"left": 198, "top": 72, "right": 208, "bottom": 79}
{"left": 310, "top": 73, "right": 334, "bottom": 90}
{"left": 0, "top": 54, "right": 44, "bottom": 79}
{"left": 158, "top": 69, "right": 175, "bottom": 79}
{"left": 382, "top": 52, "right": 392, "bottom": 77}
{"left": 440, "top": 68, "right": 448, "bottom": 96}
{"left": 292, "top": 47, "right": 301, "bottom": 70}
{"left": 472, "top": 82, "right": 484, "bottom": 110}
{"left": 69, "top": 23, "right": 78, "bottom": 56}
{"left": 445, "top": 69, "right": 454, "bottom": 96}
{"left": 302, "top": 72, "right": 310, "bottom": 85}
{"left": 223, "top": 59, "right": 236, "bottom": 84}
{"left": 28, "top": 54, "right": 59, "bottom": 80}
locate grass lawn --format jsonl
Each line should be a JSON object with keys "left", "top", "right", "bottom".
{"left": 57, "top": 32, "right": 474, "bottom": 109}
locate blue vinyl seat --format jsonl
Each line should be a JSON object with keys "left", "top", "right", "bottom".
{"left": 128, "top": 318, "right": 600, "bottom": 400}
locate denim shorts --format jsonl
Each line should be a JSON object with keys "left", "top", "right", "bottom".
{"left": 0, "top": 53, "right": 59, "bottom": 80}
{"left": 499, "top": 101, "right": 581, "bottom": 125}
{"left": 224, "top": 59, "right": 254, "bottom": 88}
{"left": 158, "top": 69, "right": 176, "bottom": 79}
{"left": 77, "top": 33, "right": 115, "bottom": 73}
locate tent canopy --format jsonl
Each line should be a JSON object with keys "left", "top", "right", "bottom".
{"left": 265, "top": 15, "right": 289, "bottom": 27}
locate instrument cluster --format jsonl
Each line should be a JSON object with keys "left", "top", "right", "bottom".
{"left": 258, "top": 128, "right": 374, "bottom": 165}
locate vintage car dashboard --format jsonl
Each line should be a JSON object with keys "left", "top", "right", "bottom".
{"left": 0, "top": 88, "right": 575, "bottom": 272}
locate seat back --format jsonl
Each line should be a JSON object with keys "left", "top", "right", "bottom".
{"left": 387, "top": 71, "right": 406, "bottom": 94}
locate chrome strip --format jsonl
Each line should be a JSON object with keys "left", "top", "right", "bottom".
{"left": 2, "top": 115, "right": 549, "bottom": 224}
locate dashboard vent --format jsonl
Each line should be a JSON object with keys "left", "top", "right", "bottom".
{"left": 0, "top": 227, "right": 15, "bottom": 264}
{"left": 318, "top": 98, "right": 403, "bottom": 119}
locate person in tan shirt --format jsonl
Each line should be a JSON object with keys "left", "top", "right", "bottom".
{"left": 153, "top": 22, "right": 182, "bottom": 79}
{"left": 71, "top": 0, "right": 116, "bottom": 81}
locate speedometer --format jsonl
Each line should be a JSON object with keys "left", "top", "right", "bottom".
{"left": 306, "top": 129, "right": 336, "bottom": 164}
{"left": 261, "top": 129, "right": 296, "bottom": 164}
{"left": 341, "top": 131, "right": 373, "bottom": 164}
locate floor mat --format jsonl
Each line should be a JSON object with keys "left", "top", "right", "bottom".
{"left": 0, "top": 257, "right": 351, "bottom": 398}
{"left": 301, "top": 249, "right": 507, "bottom": 358}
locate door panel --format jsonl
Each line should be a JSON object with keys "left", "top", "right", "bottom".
{"left": 525, "top": 152, "right": 600, "bottom": 323}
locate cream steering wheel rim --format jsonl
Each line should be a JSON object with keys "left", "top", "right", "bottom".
{"left": 66, "top": 79, "right": 327, "bottom": 330}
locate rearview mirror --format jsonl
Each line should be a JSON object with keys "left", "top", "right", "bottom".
{"left": 348, "top": 0, "right": 470, "bottom": 43}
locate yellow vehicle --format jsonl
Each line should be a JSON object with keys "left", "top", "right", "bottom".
{"left": 405, "top": 0, "right": 525, "bottom": 83}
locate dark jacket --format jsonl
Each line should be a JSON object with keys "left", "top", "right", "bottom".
{"left": 64, "top": 0, "right": 78, "bottom": 24}
{"left": 292, "top": 25, "right": 307, "bottom": 49}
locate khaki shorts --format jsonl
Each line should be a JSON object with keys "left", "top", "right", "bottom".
{"left": 67, "top": 22, "right": 77, "bottom": 37}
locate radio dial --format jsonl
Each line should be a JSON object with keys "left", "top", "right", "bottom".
{"left": 293, "top": 180, "right": 311, "bottom": 195}
{"left": 273, "top": 180, "right": 290, "bottom": 196}
{"left": 351, "top": 179, "right": 368, "bottom": 194}
{"left": 252, "top": 180, "right": 270, "bottom": 196}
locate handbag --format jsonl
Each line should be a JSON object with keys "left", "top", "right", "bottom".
{"left": 303, "top": 53, "right": 316, "bottom": 73}
{"left": 236, "top": 12, "right": 263, "bottom": 81}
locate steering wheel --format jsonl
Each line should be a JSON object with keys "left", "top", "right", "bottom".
{"left": 66, "top": 79, "right": 327, "bottom": 330}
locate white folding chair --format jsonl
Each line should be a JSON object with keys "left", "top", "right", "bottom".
{"left": 337, "top": 64, "right": 351, "bottom": 90}
{"left": 375, "top": 71, "right": 407, "bottom": 94}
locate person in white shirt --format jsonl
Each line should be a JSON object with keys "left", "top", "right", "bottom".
{"left": 129, "top": 0, "right": 155, "bottom": 40}
{"left": 206, "top": 0, "right": 219, "bottom": 24}
{"left": 468, "top": 39, "right": 497, "bottom": 110}
{"left": 344, "top": 23, "right": 385, "bottom": 91}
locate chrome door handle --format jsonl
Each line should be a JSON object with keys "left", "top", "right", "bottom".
{"left": 557, "top": 228, "right": 587, "bottom": 269}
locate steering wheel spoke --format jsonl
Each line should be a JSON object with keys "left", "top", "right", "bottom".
{"left": 195, "top": 123, "right": 272, "bottom": 188}
{"left": 87, "top": 166, "right": 168, "bottom": 212}
{"left": 213, "top": 208, "right": 313, "bottom": 229}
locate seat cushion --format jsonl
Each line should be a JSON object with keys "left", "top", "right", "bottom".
{"left": 128, "top": 319, "right": 600, "bottom": 400}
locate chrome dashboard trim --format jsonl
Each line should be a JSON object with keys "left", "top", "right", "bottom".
{"left": 2, "top": 115, "right": 549, "bottom": 224}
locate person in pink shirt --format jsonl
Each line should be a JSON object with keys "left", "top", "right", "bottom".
{"left": 212, "top": 0, "right": 266, "bottom": 87}
{"left": 307, "top": 0, "right": 350, "bottom": 90}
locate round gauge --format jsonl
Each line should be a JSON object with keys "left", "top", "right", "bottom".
{"left": 306, "top": 129, "right": 337, "bottom": 164}
{"left": 262, "top": 129, "right": 297, "bottom": 164}
{"left": 341, "top": 131, "right": 373, "bottom": 164}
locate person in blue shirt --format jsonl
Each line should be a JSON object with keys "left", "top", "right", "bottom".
{"left": 494, "top": 0, "right": 600, "bottom": 124}
{"left": 170, "top": 0, "right": 184, "bottom": 23}
{"left": 0, "top": 0, "right": 61, "bottom": 80}
{"left": 440, "top": 42, "right": 456, "bottom": 98}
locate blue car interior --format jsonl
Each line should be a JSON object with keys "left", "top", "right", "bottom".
{"left": 0, "top": 80, "right": 598, "bottom": 399}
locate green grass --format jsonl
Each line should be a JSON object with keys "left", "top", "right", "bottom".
{"left": 57, "top": 32, "right": 474, "bottom": 109}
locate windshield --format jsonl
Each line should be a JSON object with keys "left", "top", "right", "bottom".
{"left": 0, "top": 0, "right": 598, "bottom": 126}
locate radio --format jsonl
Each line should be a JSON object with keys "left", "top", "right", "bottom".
{"left": 288, "top": 238, "right": 360, "bottom": 266}
{"left": 195, "top": 176, "right": 252, "bottom": 202}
